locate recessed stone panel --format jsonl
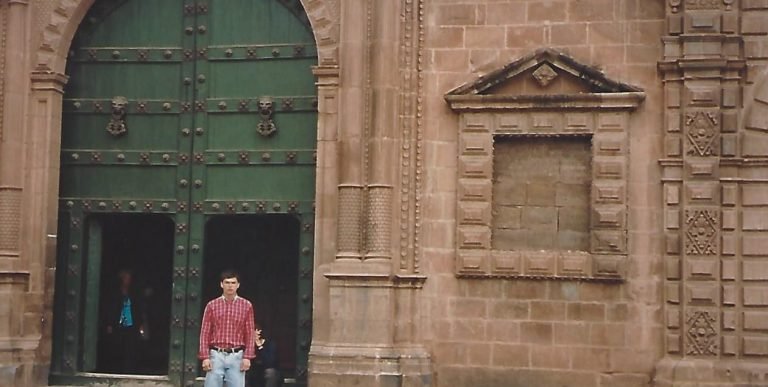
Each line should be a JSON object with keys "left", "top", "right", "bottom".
{"left": 459, "top": 179, "right": 493, "bottom": 202}
{"left": 530, "top": 113, "right": 563, "bottom": 132}
{"left": 597, "top": 113, "right": 626, "bottom": 132}
{"left": 459, "top": 156, "right": 493, "bottom": 179}
{"left": 743, "top": 261, "right": 768, "bottom": 281}
{"left": 667, "top": 333, "right": 681, "bottom": 354}
{"left": 743, "top": 235, "right": 768, "bottom": 256}
{"left": 595, "top": 184, "right": 625, "bottom": 204}
{"left": 722, "top": 260, "right": 737, "bottom": 280}
{"left": 593, "top": 160, "right": 624, "bottom": 180}
{"left": 523, "top": 251, "right": 556, "bottom": 276}
{"left": 744, "top": 312, "right": 768, "bottom": 331}
{"left": 666, "top": 185, "right": 681, "bottom": 205}
{"left": 592, "top": 230, "right": 626, "bottom": 254}
{"left": 743, "top": 287, "right": 768, "bottom": 306}
{"left": 457, "top": 250, "right": 489, "bottom": 275}
{"left": 686, "top": 183, "right": 718, "bottom": 203}
{"left": 460, "top": 133, "right": 492, "bottom": 155}
{"left": 667, "top": 309, "right": 680, "bottom": 329}
{"left": 723, "top": 311, "right": 737, "bottom": 331}
{"left": 742, "top": 185, "right": 768, "bottom": 206}
{"left": 722, "top": 184, "right": 737, "bottom": 206}
{"left": 463, "top": 113, "right": 492, "bottom": 132}
{"left": 722, "top": 336, "right": 738, "bottom": 355}
{"left": 743, "top": 210, "right": 768, "bottom": 231}
{"left": 458, "top": 226, "right": 491, "bottom": 249}
{"left": 721, "top": 209, "right": 737, "bottom": 230}
{"left": 557, "top": 251, "right": 590, "bottom": 276}
{"left": 743, "top": 337, "right": 768, "bottom": 356}
{"left": 496, "top": 114, "right": 522, "bottom": 134}
{"left": 458, "top": 202, "right": 492, "bottom": 226}
{"left": 722, "top": 285, "right": 736, "bottom": 306}
{"left": 686, "top": 284, "right": 718, "bottom": 305}
{"left": 490, "top": 250, "right": 521, "bottom": 275}
{"left": 565, "top": 113, "right": 593, "bottom": 133}
{"left": 666, "top": 282, "right": 681, "bottom": 304}
{"left": 592, "top": 255, "right": 626, "bottom": 279}
{"left": 689, "top": 259, "right": 717, "bottom": 279}
{"left": 666, "top": 209, "right": 681, "bottom": 230}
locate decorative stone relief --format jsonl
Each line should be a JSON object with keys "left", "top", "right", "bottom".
{"left": 532, "top": 64, "right": 557, "bottom": 87}
{"left": 445, "top": 49, "right": 644, "bottom": 281}
{"left": 685, "top": 310, "right": 718, "bottom": 356}
{"left": 685, "top": 111, "right": 718, "bottom": 156}
{"left": 684, "top": 209, "right": 718, "bottom": 255}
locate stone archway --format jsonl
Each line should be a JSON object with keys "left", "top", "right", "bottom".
{"left": 33, "top": 0, "right": 340, "bottom": 74}
{"left": 23, "top": 1, "right": 342, "bottom": 385}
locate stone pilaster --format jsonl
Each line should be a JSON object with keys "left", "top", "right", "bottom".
{"left": 656, "top": 0, "right": 768, "bottom": 384}
{"left": 0, "top": 0, "right": 29, "bottom": 263}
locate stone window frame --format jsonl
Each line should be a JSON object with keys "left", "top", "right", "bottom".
{"left": 445, "top": 50, "right": 645, "bottom": 281}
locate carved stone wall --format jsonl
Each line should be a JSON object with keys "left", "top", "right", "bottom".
{"left": 656, "top": 0, "right": 768, "bottom": 384}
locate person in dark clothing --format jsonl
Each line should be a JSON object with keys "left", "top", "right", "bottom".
{"left": 102, "top": 269, "right": 147, "bottom": 374}
{"left": 248, "top": 329, "right": 282, "bottom": 387}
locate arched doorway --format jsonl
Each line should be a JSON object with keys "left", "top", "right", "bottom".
{"left": 50, "top": 1, "right": 317, "bottom": 385}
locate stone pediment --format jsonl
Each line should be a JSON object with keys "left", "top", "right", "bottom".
{"left": 445, "top": 48, "right": 644, "bottom": 111}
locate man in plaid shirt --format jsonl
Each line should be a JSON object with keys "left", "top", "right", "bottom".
{"left": 199, "top": 270, "right": 258, "bottom": 387}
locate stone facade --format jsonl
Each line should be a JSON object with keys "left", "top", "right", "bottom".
{"left": 0, "top": 0, "right": 766, "bottom": 386}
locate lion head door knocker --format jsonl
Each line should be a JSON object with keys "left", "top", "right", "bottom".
{"left": 106, "top": 96, "right": 128, "bottom": 137}
{"left": 256, "top": 96, "right": 277, "bottom": 137}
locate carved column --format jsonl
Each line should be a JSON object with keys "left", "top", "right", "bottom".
{"left": 656, "top": 0, "right": 760, "bottom": 384}
{"left": 333, "top": 0, "right": 368, "bottom": 263}
{"left": 0, "top": 0, "right": 29, "bottom": 263}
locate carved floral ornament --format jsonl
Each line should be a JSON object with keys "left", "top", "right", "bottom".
{"left": 444, "top": 48, "right": 645, "bottom": 281}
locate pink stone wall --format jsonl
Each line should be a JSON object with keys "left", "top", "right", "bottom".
{"left": 421, "top": 1, "right": 667, "bottom": 385}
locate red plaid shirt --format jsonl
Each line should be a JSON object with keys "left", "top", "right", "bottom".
{"left": 198, "top": 296, "right": 256, "bottom": 359}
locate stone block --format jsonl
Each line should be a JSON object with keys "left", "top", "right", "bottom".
{"left": 491, "top": 344, "right": 530, "bottom": 367}
{"left": 567, "top": 303, "right": 606, "bottom": 322}
{"left": 558, "top": 252, "right": 591, "bottom": 276}
{"left": 492, "top": 229, "right": 527, "bottom": 250}
{"left": 688, "top": 259, "right": 717, "bottom": 279}
{"left": 554, "top": 322, "right": 590, "bottom": 345}
{"left": 723, "top": 285, "right": 736, "bottom": 306}
{"left": 463, "top": 114, "right": 493, "bottom": 132}
{"left": 722, "top": 259, "right": 737, "bottom": 280}
{"left": 571, "top": 347, "right": 610, "bottom": 371}
{"left": 589, "top": 323, "right": 625, "bottom": 347}
{"left": 434, "top": 4, "right": 478, "bottom": 26}
{"left": 493, "top": 179, "right": 526, "bottom": 206}
{"left": 526, "top": 183, "right": 557, "bottom": 206}
{"left": 743, "top": 133, "right": 768, "bottom": 157}
{"left": 557, "top": 230, "right": 590, "bottom": 252}
{"left": 594, "top": 160, "right": 624, "bottom": 180}
{"left": 527, "top": 1, "right": 567, "bottom": 22}
{"left": 551, "top": 23, "right": 588, "bottom": 46}
{"left": 496, "top": 114, "right": 523, "bottom": 134}
{"left": 530, "top": 301, "right": 566, "bottom": 321}
{"left": 490, "top": 300, "right": 530, "bottom": 320}
{"left": 667, "top": 309, "right": 680, "bottom": 328}
{"left": 556, "top": 183, "right": 590, "bottom": 207}
{"left": 723, "top": 310, "right": 737, "bottom": 331}
{"left": 487, "top": 320, "right": 520, "bottom": 342}
{"left": 742, "top": 15, "right": 768, "bottom": 35}
{"left": 458, "top": 226, "right": 491, "bottom": 249}
{"left": 530, "top": 345, "right": 569, "bottom": 369}
{"left": 506, "top": 26, "right": 547, "bottom": 49}
{"left": 520, "top": 322, "right": 554, "bottom": 345}
{"left": 722, "top": 335, "right": 738, "bottom": 355}
{"left": 592, "top": 206, "right": 625, "bottom": 229}
{"left": 722, "top": 209, "right": 737, "bottom": 230}
{"left": 667, "top": 333, "right": 681, "bottom": 354}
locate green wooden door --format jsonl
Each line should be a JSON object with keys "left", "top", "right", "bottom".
{"left": 53, "top": 0, "right": 316, "bottom": 385}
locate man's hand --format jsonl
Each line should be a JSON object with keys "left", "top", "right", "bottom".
{"left": 240, "top": 358, "right": 251, "bottom": 372}
{"left": 202, "top": 359, "right": 212, "bottom": 372}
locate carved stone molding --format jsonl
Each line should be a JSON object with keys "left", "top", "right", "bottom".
{"left": 34, "top": 0, "right": 340, "bottom": 73}
{"left": 445, "top": 49, "right": 644, "bottom": 282}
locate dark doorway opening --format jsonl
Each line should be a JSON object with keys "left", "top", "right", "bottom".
{"left": 203, "top": 215, "right": 300, "bottom": 381}
{"left": 91, "top": 214, "right": 173, "bottom": 375}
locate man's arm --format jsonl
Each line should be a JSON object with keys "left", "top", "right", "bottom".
{"left": 198, "top": 303, "right": 213, "bottom": 359}
{"left": 243, "top": 303, "right": 256, "bottom": 359}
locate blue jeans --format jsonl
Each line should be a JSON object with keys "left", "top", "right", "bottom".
{"left": 204, "top": 349, "right": 245, "bottom": 387}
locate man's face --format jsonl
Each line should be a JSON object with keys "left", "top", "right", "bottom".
{"left": 220, "top": 277, "right": 240, "bottom": 296}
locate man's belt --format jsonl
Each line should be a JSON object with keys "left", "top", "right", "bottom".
{"left": 211, "top": 346, "right": 244, "bottom": 354}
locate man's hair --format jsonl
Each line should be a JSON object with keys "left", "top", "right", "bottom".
{"left": 220, "top": 270, "right": 240, "bottom": 282}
